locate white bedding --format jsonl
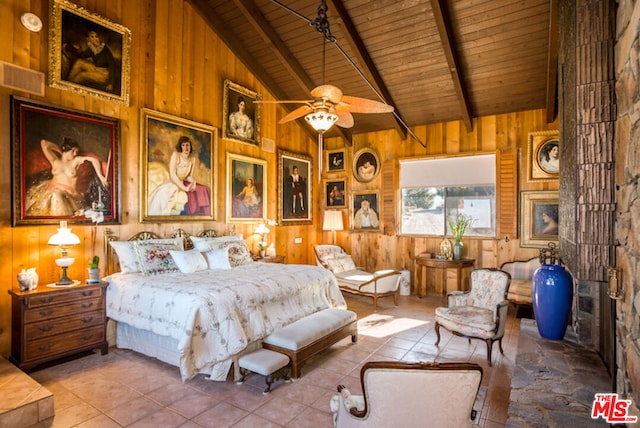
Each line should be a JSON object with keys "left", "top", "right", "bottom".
{"left": 106, "top": 262, "right": 345, "bottom": 380}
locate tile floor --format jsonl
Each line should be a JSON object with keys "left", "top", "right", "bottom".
{"left": 26, "top": 294, "right": 521, "bottom": 427}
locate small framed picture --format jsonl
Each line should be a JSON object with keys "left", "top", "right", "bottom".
{"left": 140, "top": 109, "right": 217, "bottom": 222}
{"left": 278, "top": 149, "right": 312, "bottom": 224}
{"left": 520, "top": 190, "right": 559, "bottom": 248}
{"left": 353, "top": 147, "right": 381, "bottom": 183}
{"left": 222, "top": 79, "right": 261, "bottom": 146}
{"left": 326, "top": 148, "right": 346, "bottom": 172}
{"left": 227, "top": 153, "right": 267, "bottom": 222}
{"left": 527, "top": 130, "right": 560, "bottom": 181}
{"left": 48, "top": 0, "right": 132, "bottom": 105}
{"left": 325, "top": 179, "right": 346, "bottom": 208}
{"left": 351, "top": 190, "right": 381, "bottom": 232}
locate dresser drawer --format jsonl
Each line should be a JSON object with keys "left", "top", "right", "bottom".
{"left": 24, "top": 327, "right": 105, "bottom": 361}
{"left": 25, "top": 310, "right": 105, "bottom": 340}
{"left": 25, "top": 287, "right": 104, "bottom": 309}
{"left": 24, "top": 297, "right": 104, "bottom": 323}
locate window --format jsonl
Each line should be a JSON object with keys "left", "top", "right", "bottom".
{"left": 399, "top": 153, "right": 497, "bottom": 237}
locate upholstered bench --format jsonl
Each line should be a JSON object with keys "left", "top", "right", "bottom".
{"left": 500, "top": 257, "right": 541, "bottom": 317}
{"left": 263, "top": 308, "right": 358, "bottom": 378}
{"left": 237, "top": 348, "right": 290, "bottom": 394}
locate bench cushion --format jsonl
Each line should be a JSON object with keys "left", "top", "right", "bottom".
{"left": 507, "top": 279, "right": 533, "bottom": 304}
{"left": 263, "top": 308, "right": 357, "bottom": 351}
{"left": 238, "top": 349, "right": 289, "bottom": 376}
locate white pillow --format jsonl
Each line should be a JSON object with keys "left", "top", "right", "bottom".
{"left": 204, "top": 247, "right": 232, "bottom": 270}
{"left": 191, "top": 234, "right": 244, "bottom": 252}
{"left": 110, "top": 238, "right": 184, "bottom": 274}
{"left": 326, "top": 254, "right": 357, "bottom": 274}
{"left": 169, "top": 249, "right": 208, "bottom": 273}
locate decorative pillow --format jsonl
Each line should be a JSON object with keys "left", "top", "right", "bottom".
{"left": 326, "top": 254, "right": 357, "bottom": 274}
{"left": 191, "top": 234, "right": 244, "bottom": 252}
{"left": 204, "top": 247, "right": 232, "bottom": 270}
{"left": 169, "top": 249, "right": 208, "bottom": 273}
{"left": 225, "top": 241, "right": 254, "bottom": 267}
{"left": 110, "top": 238, "right": 183, "bottom": 274}
{"left": 133, "top": 240, "right": 183, "bottom": 275}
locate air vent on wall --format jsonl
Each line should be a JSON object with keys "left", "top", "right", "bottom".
{"left": 0, "top": 61, "right": 44, "bottom": 96}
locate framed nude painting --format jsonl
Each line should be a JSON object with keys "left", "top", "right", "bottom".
{"left": 353, "top": 147, "right": 381, "bottom": 183}
{"left": 527, "top": 130, "right": 560, "bottom": 182}
{"left": 350, "top": 190, "right": 381, "bottom": 232}
{"left": 227, "top": 153, "right": 267, "bottom": 222}
{"left": 10, "top": 96, "right": 121, "bottom": 226}
{"left": 520, "top": 191, "right": 559, "bottom": 248}
{"left": 48, "top": 0, "right": 131, "bottom": 105}
{"left": 140, "top": 109, "right": 217, "bottom": 222}
{"left": 222, "top": 80, "right": 261, "bottom": 146}
{"left": 279, "top": 149, "right": 312, "bottom": 225}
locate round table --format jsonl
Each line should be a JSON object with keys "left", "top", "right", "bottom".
{"left": 414, "top": 256, "right": 475, "bottom": 297}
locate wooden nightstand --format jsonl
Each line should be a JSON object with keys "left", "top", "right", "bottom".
{"left": 8, "top": 281, "right": 109, "bottom": 371}
{"left": 255, "top": 255, "right": 285, "bottom": 264}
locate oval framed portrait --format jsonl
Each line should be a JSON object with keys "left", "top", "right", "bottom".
{"left": 352, "top": 147, "right": 381, "bottom": 183}
{"left": 527, "top": 130, "right": 559, "bottom": 182}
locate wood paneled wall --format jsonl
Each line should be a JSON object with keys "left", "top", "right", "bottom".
{"left": 0, "top": 0, "right": 556, "bottom": 356}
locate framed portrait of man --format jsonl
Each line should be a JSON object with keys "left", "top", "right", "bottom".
{"left": 140, "top": 109, "right": 217, "bottom": 223}
{"left": 48, "top": 0, "right": 131, "bottom": 105}
{"left": 222, "top": 80, "right": 261, "bottom": 146}
{"left": 278, "top": 149, "right": 312, "bottom": 225}
{"left": 350, "top": 191, "right": 381, "bottom": 233}
{"left": 10, "top": 96, "right": 121, "bottom": 226}
{"left": 325, "top": 179, "right": 346, "bottom": 208}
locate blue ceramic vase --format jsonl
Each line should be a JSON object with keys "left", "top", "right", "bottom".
{"left": 532, "top": 264, "right": 573, "bottom": 340}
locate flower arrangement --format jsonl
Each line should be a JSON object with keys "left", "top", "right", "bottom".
{"left": 84, "top": 206, "right": 104, "bottom": 267}
{"left": 447, "top": 212, "right": 473, "bottom": 243}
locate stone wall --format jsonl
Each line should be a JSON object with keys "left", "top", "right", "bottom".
{"left": 614, "top": 0, "right": 640, "bottom": 413}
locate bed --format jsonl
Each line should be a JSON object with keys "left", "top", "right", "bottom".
{"left": 103, "top": 228, "right": 346, "bottom": 381}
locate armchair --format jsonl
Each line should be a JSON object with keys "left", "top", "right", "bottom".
{"left": 434, "top": 268, "right": 511, "bottom": 366}
{"left": 314, "top": 245, "right": 402, "bottom": 310}
{"left": 330, "top": 361, "right": 483, "bottom": 427}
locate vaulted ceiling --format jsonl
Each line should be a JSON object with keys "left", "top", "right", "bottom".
{"left": 188, "top": 0, "right": 557, "bottom": 145}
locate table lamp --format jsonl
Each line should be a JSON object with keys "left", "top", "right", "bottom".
{"left": 322, "top": 210, "right": 344, "bottom": 244}
{"left": 48, "top": 220, "right": 81, "bottom": 285}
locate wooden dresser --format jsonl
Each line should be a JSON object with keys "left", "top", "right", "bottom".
{"left": 8, "top": 281, "right": 109, "bottom": 371}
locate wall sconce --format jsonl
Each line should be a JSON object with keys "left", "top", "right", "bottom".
{"left": 607, "top": 266, "right": 623, "bottom": 300}
{"left": 20, "top": 13, "right": 43, "bottom": 32}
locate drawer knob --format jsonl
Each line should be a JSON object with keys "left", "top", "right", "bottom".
{"left": 39, "top": 309, "right": 54, "bottom": 316}
{"left": 38, "top": 324, "right": 54, "bottom": 332}
{"left": 82, "top": 291, "right": 95, "bottom": 297}
{"left": 39, "top": 297, "right": 54, "bottom": 304}
{"left": 81, "top": 333, "right": 94, "bottom": 341}
{"left": 80, "top": 317, "right": 94, "bottom": 323}
{"left": 38, "top": 343, "right": 53, "bottom": 351}
{"left": 81, "top": 302, "right": 94, "bottom": 309}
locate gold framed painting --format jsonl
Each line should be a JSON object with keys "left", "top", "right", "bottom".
{"left": 350, "top": 190, "right": 381, "bottom": 232}
{"left": 353, "top": 147, "right": 381, "bottom": 183}
{"left": 326, "top": 148, "right": 346, "bottom": 173}
{"left": 222, "top": 80, "right": 261, "bottom": 146}
{"left": 278, "top": 149, "right": 312, "bottom": 225}
{"left": 324, "top": 178, "right": 346, "bottom": 208}
{"left": 48, "top": 0, "right": 131, "bottom": 105}
{"left": 527, "top": 130, "right": 559, "bottom": 182}
{"left": 140, "top": 109, "right": 217, "bottom": 222}
{"left": 520, "top": 191, "right": 559, "bottom": 248}
{"left": 227, "top": 153, "right": 267, "bottom": 222}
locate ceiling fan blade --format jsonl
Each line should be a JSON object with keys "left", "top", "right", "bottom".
{"left": 337, "top": 96, "right": 395, "bottom": 114}
{"left": 335, "top": 111, "right": 354, "bottom": 128}
{"left": 254, "top": 99, "right": 313, "bottom": 104}
{"left": 278, "top": 105, "right": 313, "bottom": 124}
{"left": 310, "top": 84, "right": 343, "bottom": 104}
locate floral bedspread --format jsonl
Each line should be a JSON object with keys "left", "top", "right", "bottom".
{"left": 106, "top": 262, "right": 345, "bottom": 380}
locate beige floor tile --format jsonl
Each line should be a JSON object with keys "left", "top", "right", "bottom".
{"left": 252, "top": 395, "right": 307, "bottom": 425}
{"left": 191, "top": 402, "right": 248, "bottom": 428}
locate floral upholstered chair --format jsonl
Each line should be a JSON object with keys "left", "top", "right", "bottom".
{"left": 330, "top": 361, "right": 483, "bottom": 427}
{"left": 314, "top": 244, "right": 402, "bottom": 310}
{"left": 434, "top": 268, "right": 511, "bottom": 366}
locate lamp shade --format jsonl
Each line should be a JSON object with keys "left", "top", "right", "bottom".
{"left": 322, "top": 210, "right": 344, "bottom": 231}
{"left": 48, "top": 221, "right": 80, "bottom": 247}
{"left": 305, "top": 110, "right": 338, "bottom": 133}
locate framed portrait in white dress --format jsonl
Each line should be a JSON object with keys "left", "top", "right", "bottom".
{"left": 527, "top": 130, "right": 559, "bottom": 182}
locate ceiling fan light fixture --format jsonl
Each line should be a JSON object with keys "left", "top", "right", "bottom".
{"left": 304, "top": 110, "right": 338, "bottom": 133}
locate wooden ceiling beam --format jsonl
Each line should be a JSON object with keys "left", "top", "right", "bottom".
{"left": 430, "top": 0, "right": 474, "bottom": 132}
{"left": 328, "top": 0, "right": 407, "bottom": 140}
{"left": 545, "top": 0, "right": 559, "bottom": 123}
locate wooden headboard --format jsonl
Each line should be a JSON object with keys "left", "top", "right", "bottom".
{"left": 103, "top": 228, "right": 218, "bottom": 275}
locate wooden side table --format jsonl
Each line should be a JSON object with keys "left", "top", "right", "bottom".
{"left": 255, "top": 255, "right": 285, "bottom": 264}
{"left": 414, "top": 256, "right": 475, "bottom": 297}
{"left": 8, "top": 281, "right": 109, "bottom": 371}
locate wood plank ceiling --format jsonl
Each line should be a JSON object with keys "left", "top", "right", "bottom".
{"left": 188, "top": 0, "right": 557, "bottom": 144}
